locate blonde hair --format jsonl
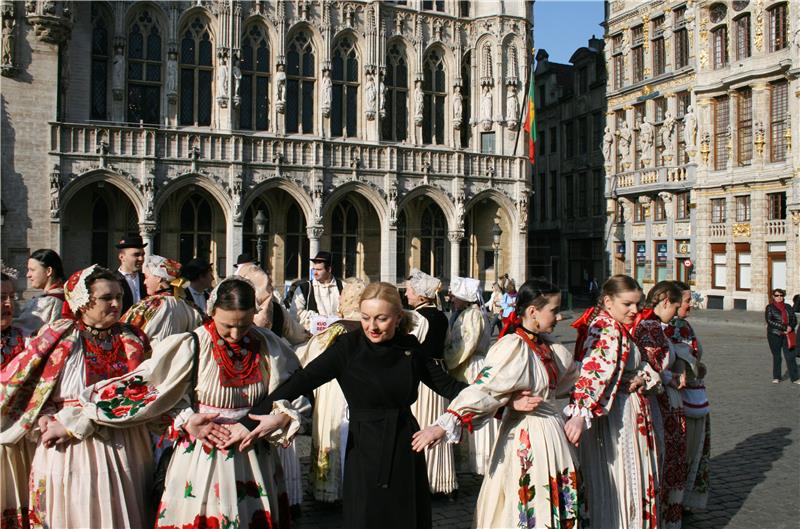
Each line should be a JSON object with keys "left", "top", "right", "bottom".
{"left": 338, "top": 277, "right": 367, "bottom": 318}
{"left": 360, "top": 281, "right": 412, "bottom": 334}
{"left": 236, "top": 263, "right": 272, "bottom": 307}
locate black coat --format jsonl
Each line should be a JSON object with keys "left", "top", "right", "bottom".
{"left": 115, "top": 270, "right": 145, "bottom": 315}
{"left": 765, "top": 302, "right": 797, "bottom": 336}
{"left": 246, "top": 329, "right": 467, "bottom": 529}
{"left": 415, "top": 305, "right": 449, "bottom": 361}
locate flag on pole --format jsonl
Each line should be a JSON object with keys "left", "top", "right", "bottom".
{"left": 523, "top": 65, "right": 536, "bottom": 165}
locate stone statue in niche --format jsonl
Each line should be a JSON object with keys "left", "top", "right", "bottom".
{"left": 505, "top": 84, "right": 519, "bottom": 130}
{"left": 232, "top": 56, "right": 241, "bottom": 101}
{"left": 379, "top": 73, "right": 386, "bottom": 118}
{"left": 321, "top": 69, "right": 332, "bottom": 117}
{"left": 660, "top": 110, "right": 676, "bottom": 150}
{"left": 1, "top": 17, "right": 15, "bottom": 69}
{"left": 166, "top": 54, "right": 178, "bottom": 98}
{"left": 617, "top": 120, "right": 632, "bottom": 166}
{"left": 602, "top": 126, "right": 614, "bottom": 166}
{"left": 480, "top": 84, "right": 493, "bottom": 131}
{"left": 639, "top": 119, "right": 654, "bottom": 151}
{"left": 452, "top": 85, "right": 463, "bottom": 128}
{"left": 217, "top": 58, "right": 229, "bottom": 100}
{"left": 683, "top": 105, "right": 697, "bottom": 149}
{"left": 275, "top": 63, "right": 287, "bottom": 113}
{"left": 112, "top": 49, "right": 125, "bottom": 100}
{"left": 365, "top": 72, "right": 376, "bottom": 120}
{"left": 414, "top": 80, "right": 424, "bottom": 125}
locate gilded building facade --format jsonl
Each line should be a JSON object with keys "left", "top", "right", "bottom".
{"left": 604, "top": 0, "right": 799, "bottom": 308}
{"left": 529, "top": 38, "right": 607, "bottom": 295}
{"left": 0, "top": 0, "right": 533, "bottom": 292}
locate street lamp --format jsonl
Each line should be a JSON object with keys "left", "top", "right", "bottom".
{"left": 253, "top": 209, "right": 268, "bottom": 270}
{"left": 492, "top": 218, "right": 502, "bottom": 278}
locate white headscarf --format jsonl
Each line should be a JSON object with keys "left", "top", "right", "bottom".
{"left": 406, "top": 268, "right": 441, "bottom": 300}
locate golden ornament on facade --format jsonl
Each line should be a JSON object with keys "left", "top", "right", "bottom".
{"left": 732, "top": 223, "right": 751, "bottom": 237}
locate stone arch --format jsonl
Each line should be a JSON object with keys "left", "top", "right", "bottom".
{"left": 385, "top": 35, "right": 419, "bottom": 83}
{"left": 241, "top": 14, "right": 280, "bottom": 52}
{"left": 60, "top": 168, "right": 145, "bottom": 221}
{"left": 332, "top": 28, "right": 366, "bottom": 61}
{"left": 242, "top": 178, "right": 314, "bottom": 226}
{"left": 422, "top": 42, "right": 456, "bottom": 83}
{"left": 474, "top": 33, "right": 498, "bottom": 80}
{"left": 321, "top": 181, "right": 387, "bottom": 226}
{"left": 287, "top": 21, "right": 324, "bottom": 55}
{"left": 501, "top": 33, "right": 523, "bottom": 81}
{"left": 465, "top": 189, "right": 517, "bottom": 224}
{"left": 397, "top": 184, "right": 456, "bottom": 231}
{"left": 176, "top": 5, "right": 218, "bottom": 40}
{"left": 155, "top": 173, "right": 232, "bottom": 224}
{"left": 123, "top": 1, "right": 168, "bottom": 34}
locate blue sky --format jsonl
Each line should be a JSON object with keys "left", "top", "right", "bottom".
{"left": 534, "top": 0, "right": 606, "bottom": 65}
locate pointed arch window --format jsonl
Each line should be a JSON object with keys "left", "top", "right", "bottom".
{"left": 179, "top": 17, "right": 213, "bottom": 126}
{"left": 240, "top": 25, "right": 270, "bottom": 131}
{"left": 91, "top": 193, "right": 109, "bottom": 266}
{"left": 331, "top": 36, "right": 359, "bottom": 138}
{"left": 127, "top": 10, "right": 162, "bottom": 124}
{"left": 460, "top": 51, "right": 472, "bottom": 148}
{"left": 285, "top": 203, "right": 309, "bottom": 281}
{"left": 332, "top": 201, "right": 358, "bottom": 278}
{"left": 286, "top": 31, "right": 315, "bottom": 134}
{"left": 180, "top": 193, "right": 213, "bottom": 263}
{"left": 420, "top": 204, "right": 447, "bottom": 278}
{"left": 91, "top": 5, "right": 110, "bottom": 120}
{"left": 382, "top": 42, "right": 408, "bottom": 141}
{"left": 243, "top": 199, "right": 271, "bottom": 269}
{"left": 422, "top": 49, "right": 446, "bottom": 145}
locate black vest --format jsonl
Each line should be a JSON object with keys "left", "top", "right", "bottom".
{"left": 299, "top": 278, "right": 344, "bottom": 313}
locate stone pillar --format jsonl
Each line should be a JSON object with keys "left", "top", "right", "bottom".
{"left": 512, "top": 227, "right": 528, "bottom": 284}
{"left": 139, "top": 223, "right": 157, "bottom": 258}
{"left": 227, "top": 222, "right": 242, "bottom": 277}
{"left": 448, "top": 230, "right": 463, "bottom": 283}
{"left": 381, "top": 223, "right": 397, "bottom": 283}
{"left": 307, "top": 225, "right": 323, "bottom": 279}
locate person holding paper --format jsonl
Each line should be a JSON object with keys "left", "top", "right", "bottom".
{"left": 291, "top": 251, "right": 343, "bottom": 333}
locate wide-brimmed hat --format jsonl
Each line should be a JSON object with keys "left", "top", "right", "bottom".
{"left": 115, "top": 236, "right": 147, "bottom": 249}
{"left": 310, "top": 251, "right": 333, "bottom": 265}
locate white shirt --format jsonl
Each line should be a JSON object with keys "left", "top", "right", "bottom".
{"left": 291, "top": 279, "right": 341, "bottom": 331}
{"left": 118, "top": 268, "right": 142, "bottom": 304}
{"left": 187, "top": 286, "right": 208, "bottom": 314}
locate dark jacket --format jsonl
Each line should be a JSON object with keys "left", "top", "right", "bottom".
{"left": 245, "top": 329, "right": 467, "bottom": 529}
{"left": 765, "top": 303, "right": 797, "bottom": 336}
{"left": 115, "top": 270, "right": 145, "bottom": 315}
{"left": 415, "top": 305, "right": 449, "bottom": 361}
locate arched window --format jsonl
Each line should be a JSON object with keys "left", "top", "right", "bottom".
{"left": 331, "top": 36, "right": 359, "bottom": 138}
{"left": 331, "top": 200, "right": 358, "bottom": 278}
{"left": 91, "top": 193, "right": 109, "bottom": 266}
{"left": 127, "top": 10, "right": 162, "bottom": 124}
{"left": 91, "top": 5, "right": 110, "bottom": 120}
{"left": 242, "top": 198, "right": 271, "bottom": 269}
{"left": 285, "top": 203, "right": 309, "bottom": 281}
{"left": 420, "top": 203, "right": 446, "bottom": 278}
{"left": 396, "top": 210, "right": 407, "bottom": 279}
{"left": 179, "top": 17, "right": 213, "bottom": 126}
{"left": 382, "top": 42, "right": 408, "bottom": 141}
{"left": 179, "top": 193, "right": 212, "bottom": 263}
{"left": 422, "top": 49, "right": 446, "bottom": 145}
{"left": 460, "top": 51, "right": 472, "bottom": 148}
{"left": 286, "top": 31, "right": 315, "bottom": 134}
{"left": 240, "top": 25, "right": 270, "bottom": 131}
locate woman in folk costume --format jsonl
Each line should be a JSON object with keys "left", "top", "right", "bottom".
{"left": 0, "top": 265, "right": 151, "bottom": 529}
{"left": 77, "top": 277, "right": 302, "bottom": 529}
{"left": 564, "top": 275, "right": 662, "bottom": 529}
{"left": 14, "top": 249, "right": 66, "bottom": 336}
{"left": 414, "top": 278, "right": 588, "bottom": 529}
{"left": 665, "top": 282, "right": 710, "bottom": 512}
{"left": 238, "top": 263, "right": 310, "bottom": 346}
{"left": 292, "top": 277, "right": 366, "bottom": 503}
{"left": 632, "top": 281, "right": 688, "bottom": 529}
{"left": 1, "top": 267, "right": 36, "bottom": 529}
{"left": 121, "top": 255, "right": 203, "bottom": 346}
{"left": 236, "top": 263, "right": 311, "bottom": 512}
{"left": 404, "top": 268, "right": 458, "bottom": 497}
{"left": 444, "top": 276, "right": 497, "bottom": 475}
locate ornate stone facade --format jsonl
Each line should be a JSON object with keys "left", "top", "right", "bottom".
{"left": 605, "top": 0, "right": 799, "bottom": 308}
{"left": 1, "top": 0, "right": 533, "bottom": 292}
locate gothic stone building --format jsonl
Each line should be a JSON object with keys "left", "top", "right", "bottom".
{"left": 0, "top": 0, "right": 533, "bottom": 293}
{"left": 603, "top": 0, "right": 799, "bottom": 309}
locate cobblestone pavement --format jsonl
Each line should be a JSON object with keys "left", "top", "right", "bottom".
{"left": 290, "top": 310, "right": 799, "bottom": 529}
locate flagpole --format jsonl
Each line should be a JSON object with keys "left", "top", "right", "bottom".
{"left": 513, "top": 40, "right": 535, "bottom": 160}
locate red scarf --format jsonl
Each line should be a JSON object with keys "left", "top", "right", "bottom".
{"left": 204, "top": 320, "right": 263, "bottom": 387}
{"left": 629, "top": 308, "right": 655, "bottom": 335}
{"left": 515, "top": 327, "right": 558, "bottom": 389}
{"left": 499, "top": 311, "right": 521, "bottom": 338}
{"left": 772, "top": 301, "right": 789, "bottom": 325}
{"left": 571, "top": 307, "right": 600, "bottom": 362}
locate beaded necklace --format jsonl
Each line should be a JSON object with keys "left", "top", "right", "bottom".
{"left": 77, "top": 321, "right": 128, "bottom": 385}
{"left": 203, "top": 320, "right": 263, "bottom": 387}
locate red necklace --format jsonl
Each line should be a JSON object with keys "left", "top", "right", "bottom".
{"left": 77, "top": 321, "right": 129, "bottom": 385}
{"left": 204, "top": 320, "right": 263, "bottom": 387}
{"left": 515, "top": 327, "right": 558, "bottom": 389}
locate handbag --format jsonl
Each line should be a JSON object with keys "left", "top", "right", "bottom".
{"left": 787, "top": 329, "right": 797, "bottom": 351}
{"left": 151, "top": 331, "right": 200, "bottom": 505}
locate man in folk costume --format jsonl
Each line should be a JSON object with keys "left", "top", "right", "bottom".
{"left": 114, "top": 236, "right": 147, "bottom": 315}
{"left": 443, "top": 276, "right": 498, "bottom": 475}
{"left": 121, "top": 255, "right": 203, "bottom": 347}
{"left": 291, "top": 251, "right": 343, "bottom": 332}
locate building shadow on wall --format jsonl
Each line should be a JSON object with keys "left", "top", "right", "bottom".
{"left": 684, "top": 426, "right": 792, "bottom": 528}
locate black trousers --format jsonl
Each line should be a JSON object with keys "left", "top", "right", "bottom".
{"left": 767, "top": 332, "right": 798, "bottom": 381}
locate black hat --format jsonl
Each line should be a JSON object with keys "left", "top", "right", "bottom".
{"left": 310, "top": 251, "right": 332, "bottom": 265}
{"left": 236, "top": 253, "right": 255, "bottom": 265}
{"left": 115, "top": 235, "right": 147, "bottom": 249}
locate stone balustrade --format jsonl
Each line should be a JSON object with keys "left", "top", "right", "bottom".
{"left": 614, "top": 164, "right": 694, "bottom": 191}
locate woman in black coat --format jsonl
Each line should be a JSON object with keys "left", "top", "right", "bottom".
{"left": 234, "top": 282, "right": 467, "bottom": 529}
{"left": 765, "top": 288, "right": 798, "bottom": 383}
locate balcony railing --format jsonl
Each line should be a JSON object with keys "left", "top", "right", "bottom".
{"left": 765, "top": 219, "right": 786, "bottom": 237}
{"left": 49, "top": 122, "right": 525, "bottom": 180}
{"left": 614, "top": 165, "right": 691, "bottom": 190}
{"left": 710, "top": 223, "right": 726, "bottom": 237}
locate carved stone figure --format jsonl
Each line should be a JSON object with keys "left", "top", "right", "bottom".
{"left": 112, "top": 50, "right": 125, "bottom": 100}
{"left": 232, "top": 56, "right": 241, "bottom": 101}
{"left": 313, "top": 185, "right": 323, "bottom": 223}
{"left": 452, "top": 85, "right": 463, "bottom": 128}
{"left": 365, "top": 72, "right": 376, "bottom": 119}
{"left": 414, "top": 79, "right": 424, "bottom": 125}
{"left": 602, "top": 126, "right": 614, "bottom": 166}
{"left": 481, "top": 84, "right": 493, "bottom": 130}
{"left": 660, "top": 110, "right": 676, "bottom": 149}
{"left": 321, "top": 69, "right": 332, "bottom": 117}
{"left": 683, "top": 105, "right": 697, "bottom": 149}
{"left": 217, "top": 59, "right": 229, "bottom": 100}
{"left": 617, "top": 120, "right": 632, "bottom": 165}
{"left": 379, "top": 73, "right": 386, "bottom": 118}
{"left": 166, "top": 54, "right": 178, "bottom": 97}
{"left": 639, "top": 119, "right": 654, "bottom": 151}
{"left": 505, "top": 85, "right": 519, "bottom": 129}
{"left": 2, "top": 17, "right": 15, "bottom": 68}
{"left": 49, "top": 170, "right": 60, "bottom": 218}
{"left": 275, "top": 63, "right": 287, "bottom": 113}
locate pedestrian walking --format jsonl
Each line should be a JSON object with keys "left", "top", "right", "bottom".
{"left": 764, "top": 288, "right": 798, "bottom": 384}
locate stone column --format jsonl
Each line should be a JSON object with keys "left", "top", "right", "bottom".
{"left": 139, "top": 223, "right": 157, "bottom": 258}
{"left": 381, "top": 223, "right": 397, "bottom": 283}
{"left": 307, "top": 225, "right": 324, "bottom": 279}
{"left": 227, "top": 222, "right": 243, "bottom": 277}
{"left": 448, "top": 230, "right": 463, "bottom": 283}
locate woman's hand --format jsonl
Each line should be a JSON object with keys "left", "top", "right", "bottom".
{"left": 239, "top": 413, "right": 291, "bottom": 451}
{"left": 509, "top": 390, "right": 544, "bottom": 413}
{"left": 411, "top": 425, "right": 446, "bottom": 452}
{"left": 564, "top": 415, "right": 586, "bottom": 447}
{"left": 219, "top": 423, "right": 251, "bottom": 451}
{"left": 40, "top": 417, "right": 72, "bottom": 448}
{"left": 37, "top": 415, "right": 52, "bottom": 434}
{"left": 627, "top": 374, "right": 646, "bottom": 393}
{"left": 184, "top": 413, "right": 231, "bottom": 449}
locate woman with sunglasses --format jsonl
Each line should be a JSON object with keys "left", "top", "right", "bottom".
{"left": 765, "top": 289, "right": 798, "bottom": 384}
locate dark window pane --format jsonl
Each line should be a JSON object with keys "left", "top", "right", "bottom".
{"left": 180, "top": 69, "right": 194, "bottom": 125}
{"left": 423, "top": 70, "right": 432, "bottom": 91}
{"left": 147, "top": 32, "right": 161, "bottom": 61}
{"left": 347, "top": 56, "right": 358, "bottom": 82}
{"left": 435, "top": 95, "right": 444, "bottom": 144}
{"left": 257, "top": 43, "right": 268, "bottom": 72}
{"left": 147, "top": 63, "right": 160, "bottom": 82}
{"left": 302, "top": 81, "right": 314, "bottom": 132}
{"left": 93, "top": 26, "right": 107, "bottom": 55}
{"left": 382, "top": 91, "right": 393, "bottom": 139}
{"left": 91, "top": 61, "right": 107, "bottom": 120}
{"left": 198, "top": 70, "right": 212, "bottom": 125}
{"left": 302, "top": 49, "right": 314, "bottom": 76}
{"left": 180, "top": 201, "right": 194, "bottom": 230}
{"left": 346, "top": 85, "right": 357, "bottom": 136}
{"left": 199, "top": 37, "right": 212, "bottom": 66}
{"left": 128, "top": 61, "right": 143, "bottom": 80}
{"left": 435, "top": 67, "right": 444, "bottom": 92}
{"left": 396, "top": 92, "right": 407, "bottom": 141}
{"left": 385, "top": 63, "right": 394, "bottom": 85}
{"left": 332, "top": 55, "right": 344, "bottom": 81}
{"left": 256, "top": 76, "right": 268, "bottom": 130}
{"left": 143, "top": 86, "right": 160, "bottom": 124}
{"left": 181, "top": 36, "right": 194, "bottom": 64}
{"left": 397, "top": 63, "right": 407, "bottom": 88}
{"left": 197, "top": 198, "right": 212, "bottom": 230}
{"left": 241, "top": 44, "right": 253, "bottom": 71}
{"left": 422, "top": 94, "right": 432, "bottom": 144}
{"left": 331, "top": 84, "right": 343, "bottom": 136}
{"left": 129, "top": 27, "right": 143, "bottom": 59}
{"left": 287, "top": 50, "right": 300, "bottom": 75}
{"left": 179, "top": 235, "right": 193, "bottom": 264}
{"left": 286, "top": 79, "right": 299, "bottom": 132}
{"left": 127, "top": 86, "right": 143, "bottom": 122}
{"left": 240, "top": 74, "right": 253, "bottom": 129}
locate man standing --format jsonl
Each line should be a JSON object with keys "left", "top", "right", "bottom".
{"left": 292, "top": 251, "right": 343, "bottom": 331}
{"left": 114, "top": 236, "right": 146, "bottom": 315}
{"left": 182, "top": 258, "right": 214, "bottom": 316}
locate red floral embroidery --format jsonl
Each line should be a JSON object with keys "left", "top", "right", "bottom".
{"left": 95, "top": 375, "right": 158, "bottom": 420}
